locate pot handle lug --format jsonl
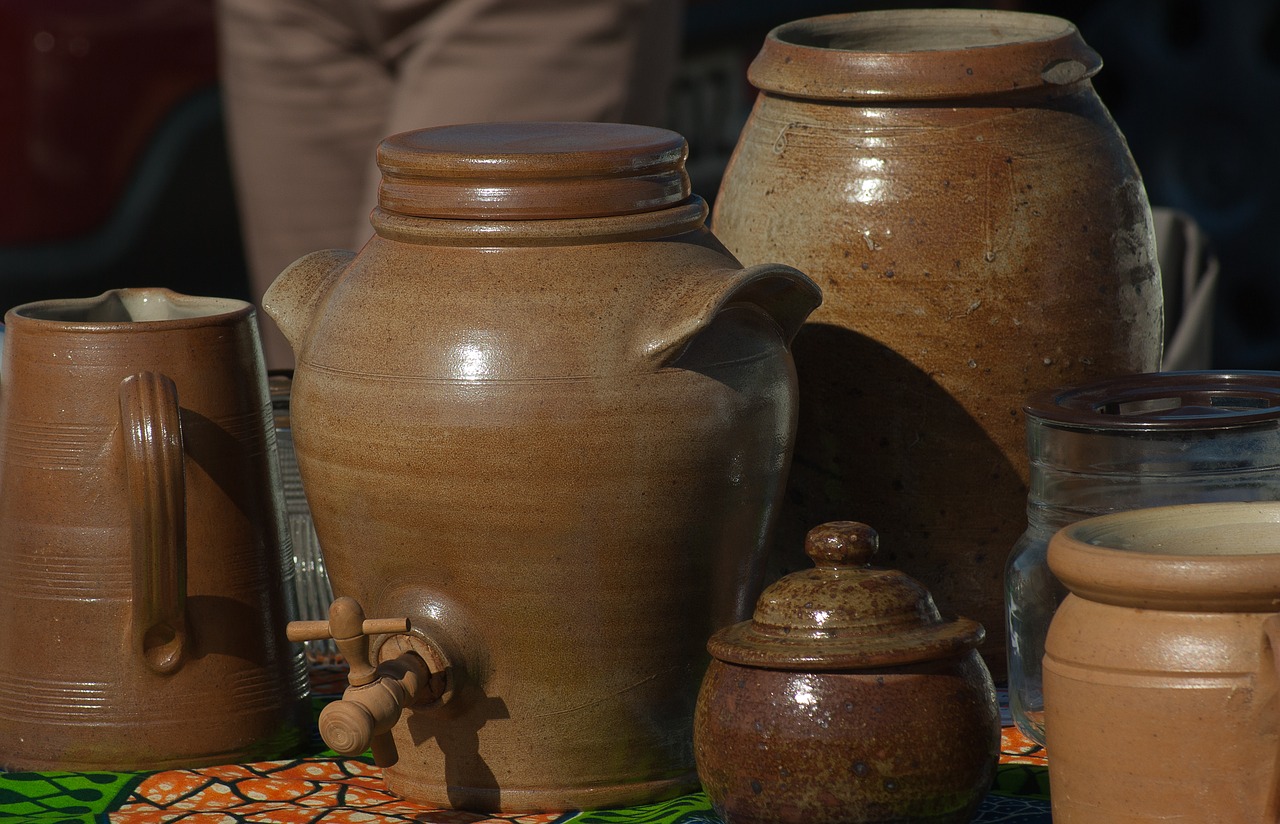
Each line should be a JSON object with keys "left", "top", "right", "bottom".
{"left": 641, "top": 262, "right": 821, "bottom": 366}
{"left": 263, "top": 249, "right": 356, "bottom": 358}
{"left": 120, "top": 372, "right": 188, "bottom": 675}
{"left": 289, "top": 597, "right": 450, "bottom": 767}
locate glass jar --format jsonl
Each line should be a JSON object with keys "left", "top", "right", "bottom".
{"left": 1006, "top": 371, "right": 1280, "bottom": 744}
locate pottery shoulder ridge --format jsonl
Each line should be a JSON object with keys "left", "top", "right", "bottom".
{"left": 287, "top": 236, "right": 817, "bottom": 381}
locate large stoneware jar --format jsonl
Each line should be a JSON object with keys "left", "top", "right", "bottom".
{"left": 264, "top": 122, "right": 821, "bottom": 812}
{"left": 712, "top": 9, "right": 1164, "bottom": 670}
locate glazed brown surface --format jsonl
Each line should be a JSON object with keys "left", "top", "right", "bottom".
{"left": 712, "top": 9, "right": 1164, "bottom": 672}
{"left": 265, "top": 122, "right": 820, "bottom": 812}
{"left": 695, "top": 522, "right": 1000, "bottom": 824}
{"left": 0, "top": 289, "right": 308, "bottom": 771}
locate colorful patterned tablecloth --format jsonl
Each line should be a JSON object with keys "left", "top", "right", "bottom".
{"left": 1, "top": 672, "right": 1051, "bottom": 824}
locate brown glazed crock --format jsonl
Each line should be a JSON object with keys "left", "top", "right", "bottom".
{"left": 1045, "top": 501, "right": 1280, "bottom": 822}
{"left": 695, "top": 521, "right": 1000, "bottom": 824}
{"left": 711, "top": 9, "right": 1165, "bottom": 674}
{"left": 0, "top": 289, "right": 308, "bottom": 771}
{"left": 264, "top": 122, "right": 821, "bottom": 811}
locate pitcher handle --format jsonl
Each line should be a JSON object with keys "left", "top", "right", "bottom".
{"left": 119, "top": 372, "right": 188, "bottom": 675}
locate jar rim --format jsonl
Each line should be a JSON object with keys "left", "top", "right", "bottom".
{"left": 1025, "top": 371, "right": 1280, "bottom": 431}
{"left": 749, "top": 9, "right": 1101, "bottom": 101}
{"left": 1048, "top": 502, "right": 1280, "bottom": 611}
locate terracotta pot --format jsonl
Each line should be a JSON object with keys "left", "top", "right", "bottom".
{"left": 711, "top": 8, "right": 1164, "bottom": 673}
{"left": 264, "top": 122, "right": 821, "bottom": 812}
{"left": 695, "top": 522, "right": 1000, "bottom": 824}
{"left": 0, "top": 289, "right": 308, "bottom": 771}
{"left": 1044, "top": 502, "right": 1280, "bottom": 822}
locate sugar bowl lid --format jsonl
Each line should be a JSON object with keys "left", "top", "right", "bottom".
{"left": 708, "top": 521, "right": 985, "bottom": 670}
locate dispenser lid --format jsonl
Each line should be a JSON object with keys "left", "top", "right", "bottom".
{"left": 1026, "top": 371, "right": 1280, "bottom": 430}
{"left": 375, "top": 122, "right": 692, "bottom": 220}
{"left": 708, "top": 522, "right": 985, "bottom": 670}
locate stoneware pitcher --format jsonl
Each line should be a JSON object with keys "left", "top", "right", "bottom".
{"left": 0, "top": 289, "right": 309, "bottom": 771}
{"left": 266, "top": 121, "right": 821, "bottom": 812}
{"left": 712, "top": 8, "right": 1164, "bottom": 674}
{"left": 1044, "top": 501, "right": 1280, "bottom": 822}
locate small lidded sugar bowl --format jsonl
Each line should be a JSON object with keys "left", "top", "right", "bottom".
{"left": 694, "top": 521, "right": 1001, "bottom": 824}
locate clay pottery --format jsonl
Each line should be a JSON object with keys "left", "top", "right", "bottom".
{"left": 264, "top": 122, "right": 821, "bottom": 811}
{"left": 1044, "top": 502, "right": 1280, "bottom": 822}
{"left": 711, "top": 8, "right": 1164, "bottom": 673}
{"left": 1006, "top": 371, "right": 1280, "bottom": 745}
{"left": 0, "top": 289, "right": 308, "bottom": 771}
{"left": 694, "top": 521, "right": 1000, "bottom": 824}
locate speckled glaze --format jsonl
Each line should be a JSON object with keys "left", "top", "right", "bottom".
{"left": 264, "top": 123, "right": 821, "bottom": 812}
{"left": 0, "top": 289, "right": 308, "bottom": 771}
{"left": 1045, "top": 502, "right": 1280, "bottom": 822}
{"left": 711, "top": 9, "right": 1164, "bottom": 673}
{"left": 695, "top": 522, "right": 1000, "bottom": 824}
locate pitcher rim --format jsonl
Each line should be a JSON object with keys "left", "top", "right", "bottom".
{"left": 5, "top": 288, "right": 254, "bottom": 331}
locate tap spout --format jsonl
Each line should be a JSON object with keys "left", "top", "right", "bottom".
{"left": 319, "top": 651, "right": 428, "bottom": 766}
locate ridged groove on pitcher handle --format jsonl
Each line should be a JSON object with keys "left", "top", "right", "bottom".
{"left": 641, "top": 262, "right": 822, "bottom": 366}
{"left": 119, "top": 371, "right": 188, "bottom": 675}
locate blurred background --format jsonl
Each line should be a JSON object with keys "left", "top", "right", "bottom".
{"left": 1, "top": 0, "right": 1275, "bottom": 369}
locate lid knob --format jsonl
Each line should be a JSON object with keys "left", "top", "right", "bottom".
{"left": 805, "top": 521, "right": 877, "bottom": 567}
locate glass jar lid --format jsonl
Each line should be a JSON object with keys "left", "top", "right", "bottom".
{"left": 708, "top": 521, "right": 984, "bottom": 670}
{"left": 1026, "top": 371, "right": 1280, "bottom": 431}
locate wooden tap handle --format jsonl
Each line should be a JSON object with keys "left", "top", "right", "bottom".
{"left": 329, "top": 597, "right": 376, "bottom": 685}
{"left": 284, "top": 597, "right": 411, "bottom": 687}
{"left": 286, "top": 617, "right": 410, "bottom": 643}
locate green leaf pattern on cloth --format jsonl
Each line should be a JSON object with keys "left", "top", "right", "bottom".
{"left": 0, "top": 770, "right": 144, "bottom": 823}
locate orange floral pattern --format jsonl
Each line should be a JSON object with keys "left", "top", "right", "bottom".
{"left": 111, "top": 758, "right": 570, "bottom": 823}
{"left": 1000, "top": 725, "right": 1048, "bottom": 767}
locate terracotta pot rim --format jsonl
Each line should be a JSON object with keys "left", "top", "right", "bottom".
{"left": 749, "top": 8, "right": 1101, "bottom": 101}
{"left": 6, "top": 288, "right": 254, "bottom": 330}
{"left": 1025, "top": 370, "right": 1280, "bottom": 431}
{"left": 1049, "top": 502, "right": 1280, "bottom": 611}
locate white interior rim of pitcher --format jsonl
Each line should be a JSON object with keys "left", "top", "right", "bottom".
{"left": 9, "top": 288, "right": 251, "bottom": 326}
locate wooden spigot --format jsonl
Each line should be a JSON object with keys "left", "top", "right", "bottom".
{"left": 287, "top": 597, "right": 426, "bottom": 766}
